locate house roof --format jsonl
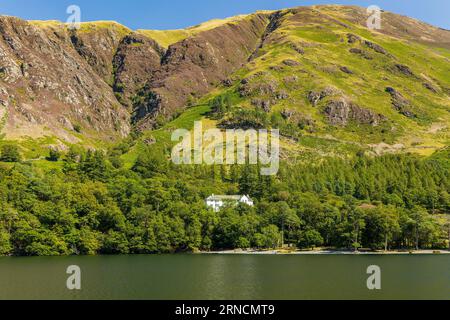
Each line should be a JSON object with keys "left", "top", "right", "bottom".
{"left": 206, "top": 195, "right": 250, "bottom": 201}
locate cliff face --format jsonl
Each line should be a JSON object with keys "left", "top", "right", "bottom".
{"left": 0, "top": 13, "right": 272, "bottom": 141}
{"left": 68, "top": 22, "right": 131, "bottom": 84}
{"left": 132, "top": 13, "right": 270, "bottom": 129}
{"left": 112, "top": 32, "right": 165, "bottom": 110}
{"left": 0, "top": 5, "right": 449, "bottom": 147}
{"left": 0, "top": 17, "right": 130, "bottom": 142}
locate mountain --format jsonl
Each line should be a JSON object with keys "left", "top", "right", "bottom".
{"left": 0, "top": 5, "right": 449, "bottom": 257}
{"left": 0, "top": 5, "right": 449, "bottom": 157}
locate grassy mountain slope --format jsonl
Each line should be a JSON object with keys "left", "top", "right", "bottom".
{"left": 122, "top": 6, "right": 449, "bottom": 163}
{"left": 0, "top": 5, "right": 449, "bottom": 161}
{"left": 198, "top": 6, "right": 449, "bottom": 155}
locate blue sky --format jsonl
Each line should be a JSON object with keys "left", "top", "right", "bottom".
{"left": 0, "top": 0, "right": 449, "bottom": 30}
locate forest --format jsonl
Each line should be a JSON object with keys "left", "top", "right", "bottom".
{"left": 0, "top": 142, "right": 449, "bottom": 256}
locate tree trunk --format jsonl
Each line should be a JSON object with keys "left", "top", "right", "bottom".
{"left": 415, "top": 225, "right": 419, "bottom": 251}
{"left": 384, "top": 233, "right": 388, "bottom": 252}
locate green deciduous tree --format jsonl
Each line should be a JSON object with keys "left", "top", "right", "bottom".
{"left": 0, "top": 144, "right": 21, "bottom": 162}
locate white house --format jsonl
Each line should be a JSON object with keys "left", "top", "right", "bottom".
{"left": 206, "top": 194, "right": 254, "bottom": 212}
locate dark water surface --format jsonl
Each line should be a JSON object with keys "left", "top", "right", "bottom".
{"left": 0, "top": 254, "right": 449, "bottom": 300}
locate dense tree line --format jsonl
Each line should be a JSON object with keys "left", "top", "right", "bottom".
{"left": 0, "top": 143, "right": 448, "bottom": 256}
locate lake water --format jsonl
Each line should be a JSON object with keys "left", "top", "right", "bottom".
{"left": 0, "top": 254, "right": 449, "bottom": 300}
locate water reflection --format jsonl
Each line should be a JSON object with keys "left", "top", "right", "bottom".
{"left": 0, "top": 255, "right": 448, "bottom": 300}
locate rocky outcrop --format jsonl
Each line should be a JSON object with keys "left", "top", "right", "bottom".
{"left": 363, "top": 40, "right": 390, "bottom": 55}
{"left": 307, "top": 86, "right": 341, "bottom": 106}
{"left": 393, "top": 64, "right": 416, "bottom": 77}
{"left": 346, "top": 33, "right": 361, "bottom": 44}
{"left": 385, "top": 87, "right": 416, "bottom": 118}
{"left": 349, "top": 48, "right": 372, "bottom": 60}
{"left": 251, "top": 98, "right": 274, "bottom": 112}
{"left": 282, "top": 59, "right": 301, "bottom": 67}
{"left": 250, "top": 88, "right": 288, "bottom": 112}
{"left": 112, "top": 33, "right": 165, "bottom": 108}
{"left": 340, "top": 66, "right": 353, "bottom": 74}
{"left": 239, "top": 80, "right": 278, "bottom": 98}
{"left": 346, "top": 34, "right": 390, "bottom": 57}
{"left": 324, "top": 99, "right": 385, "bottom": 126}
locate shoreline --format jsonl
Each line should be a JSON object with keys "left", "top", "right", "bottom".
{"left": 200, "top": 249, "right": 450, "bottom": 255}
{"left": 1, "top": 249, "right": 450, "bottom": 258}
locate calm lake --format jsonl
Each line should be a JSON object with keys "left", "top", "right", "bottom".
{"left": 0, "top": 254, "right": 449, "bottom": 300}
